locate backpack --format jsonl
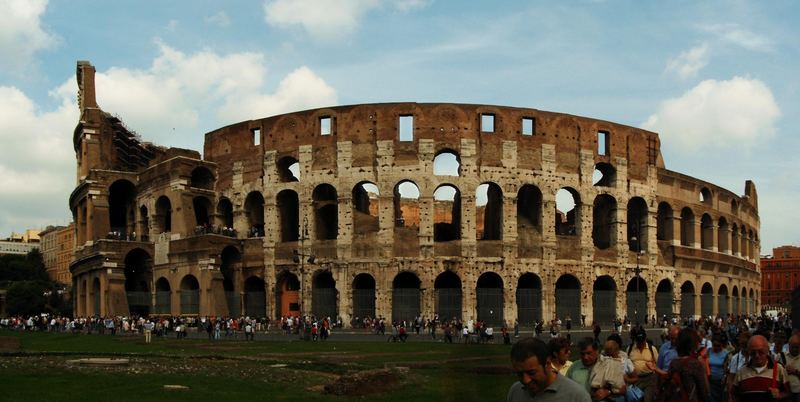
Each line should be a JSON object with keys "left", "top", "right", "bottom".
{"left": 656, "top": 357, "right": 693, "bottom": 402}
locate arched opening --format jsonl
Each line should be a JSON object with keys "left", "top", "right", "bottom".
{"left": 276, "top": 272, "right": 300, "bottom": 318}
{"left": 433, "top": 150, "right": 460, "bottom": 176}
{"left": 393, "top": 180, "right": 420, "bottom": 255}
{"left": 680, "top": 207, "right": 695, "bottom": 247}
{"left": 657, "top": 202, "right": 674, "bottom": 241}
{"left": 517, "top": 185, "right": 543, "bottom": 256}
{"left": 352, "top": 274, "right": 376, "bottom": 320}
{"left": 516, "top": 273, "right": 542, "bottom": 325}
{"left": 276, "top": 190, "right": 299, "bottom": 242}
{"left": 740, "top": 226, "right": 748, "bottom": 258}
{"left": 244, "top": 276, "right": 266, "bottom": 318}
{"left": 592, "top": 194, "right": 617, "bottom": 249}
{"left": 655, "top": 279, "right": 673, "bottom": 320}
{"left": 220, "top": 246, "right": 241, "bottom": 316}
{"left": 352, "top": 182, "right": 380, "bottom": 235}
{"left": 749, "top": 288, "right": 755, "bottom": 314}
{"left": 313, "top": 184, "right": 338, "bottom": 240}
{"left": 216, "top": 198, "right": 234, "bottom": 230}
{"left": 244, "top": 191, "right": 265, "bottom": 237}
{"left": 155, "top": 196, "right": 172, "bottom": 233}
{"left": 731, "top": 223, "right": 740, "bottom": 255}
{"left": 435, "top": 271, "right": 462, "bottom": 322}
{"left": 124, "top": 248, "right": 152, "bottom": 316}
{"left": 555, "top": 188, "right": 580, "bottom": 236}
{"left": 718, "top": 284, "right": 729, "bottom": 317}
{"left": 434, "top": 185, "right": 461, "bottom": 242}
{"left": 593, "top": 162, "right": 616, "bottom": 187}
{"left": 476, "top": 183, "right": 503, "bottom": 240}
{"left": 555, "top": 275, "right": 581, "bottom": 321}
{"left": 477, "top": 272, "right": 504, "bottom": 325}
{"left": 190, "top": 166, "right": 214, "bottom": 190}
{"left": 108, "top": 180, "right": 136, "bottom": 236}
{"left": 626, "top": 277, "right": 647, "bottom": 324}
{"left": 392, "top": 272, "right": 421, "bottom": 323}
{"left": 718, "top": 218, "right": 729, "bottom": 253}
{"left": 138, "top": 205, "right": 149, "bottom": 241}
{"left": 92, "top": 278, "right": 100, "bottom": 316}
{"left": 680, "top": 281, "right": 695, "bottom": 319}
{"left": 748, "top": 229, "right": 755, "bottom": 259}
{"left": 312, "top": 271, "right": 337, "bottom": 319}
{"left": 193, "top": 196, "right": 213, "bottom": 228}
{"left": 627, "top": 197, "right": 648, "bottom": 252}
{"left": 699, "top": 187, "right": 712, "bottom": 204}
{"left": 155, "top": 277, "right": 171, "bottom": 315}
{"left": 732, "top": 286, "right": 740, "bottom": 316}
{"left": 179, "top": 275, "right": 200, "bottom": 315}
{"left": 701, "top": 214, "right": 714, "bottom": 250}
{"left": 277, "top": 156, "right": 300, "bottom": 182}
{"left": 592, "top": 276, "right": 617, "bottom": 324}
{"left": 700, "top": 283, "right": 713, "bottom": 318}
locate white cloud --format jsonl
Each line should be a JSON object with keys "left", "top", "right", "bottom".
{"left": 206, "top": 11, "right": 231, "bottom": 27}
{"left": 264, "top": 0, "right": 381, "bottom": 40}
{"left": 88, "top": 43, "right": 336, "bottom": 147}
{"left": 701, "top": 23, "right": 773, "bottom": 52}
{"left": 394, "top": 0, "right": 431, "bottom": 12}
{"left": 0, "top": 0, "right": 58, "bottom": 72}
{"left": 642, "top": 77, "right": 780, "bottom": 151}
{"left": 665, "top": 43, "right": 709, "bottom": 80}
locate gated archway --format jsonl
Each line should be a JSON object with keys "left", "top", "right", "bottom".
{"left": 312, "top": 271, "right": 337, "bottom": 319}
{"left": 276, "top": 272, "right": 300, "bottom": 318}
{"left": 701, "top": 283, "right": 714, "bottom": 318}
{"left": 392, "top": 272, "right": 421, "bottom": 323}
{"left": 593, "top": 276, "right": 617, "bottom": 324}
{"left": 477, "top": 272, "right": 504, "bottom": 325}
{"left": 155, "top": 277, "right": 171, "bottom": 315}
{"left": 244, "top": 276, "right": 266, "bottom": 318}
{"left": 555, "top": 275, "right": 581, "bottom": 322}
{"left": 732, "top": 286, "right": 740, "bottom": 316}
{"left": 718, "top": 284, "right": 729, "bottom": 317}
{"left": 92, "top": 278, "right": 101, "bottom": 316}
{"left": 681, "top": 281, "right": 695, "bottom": 319}
{"left": 352, "top": 274, "right": 376, "bottom": 320}
{"left": 516, "top": 273, "right": 542, "bottom": 325}
{"left": 220, "top": 246, "right": 241, "bottom": 317}
{"left": 626, "top": 277, "right": 647, "bottom": 324}
{"left": 435, "top": 271, "right": 462, "bottom": 322}
{"left": 180, "top": 275, "right": 200, "bottom": 315}
{"left": 656, "top": 279, "right": 673, "bottom": 321}
{"left": 124, "top": 248, "right": 152, "bottom": 316}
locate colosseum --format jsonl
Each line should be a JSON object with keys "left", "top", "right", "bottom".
{"left": 69, "top": 61, "right": 761, "bottom": 326}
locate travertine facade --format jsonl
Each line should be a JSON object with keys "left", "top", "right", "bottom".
{"left": 70, "top": 61, "right": 761, "bottom": 325}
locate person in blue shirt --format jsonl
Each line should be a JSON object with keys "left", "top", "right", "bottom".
{"left": 648, "top": 326, "right": 679, "bottom": 376}
{"left": 708, "top": 332, "right": 730, "bottom": 402}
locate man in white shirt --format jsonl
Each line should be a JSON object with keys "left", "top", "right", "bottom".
{"left": 784, "top": 334, "right": 800, "bottom": 402}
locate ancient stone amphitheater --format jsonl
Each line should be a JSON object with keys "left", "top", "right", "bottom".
{"left": 70, "top": 61, "right": 761, "bottom": 326}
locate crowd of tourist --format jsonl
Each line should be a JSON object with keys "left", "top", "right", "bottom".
{"left": 509, "top": 312, "right": 797, "bottom": 402}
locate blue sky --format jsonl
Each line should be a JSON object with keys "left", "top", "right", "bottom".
{"left": 0, "top": 0, "right": 797, "bottom": 253}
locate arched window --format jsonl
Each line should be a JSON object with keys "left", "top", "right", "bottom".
{"left": 592, "top": 194, "right": 617, "bottom": 249}
{"left": 313, "top": 184, "right": 338, "bottom": 240}
{"left": 593, "top": 163, "right": 616, "bottom": 187}
{"left": 190, "top": 166, "right": 214, "bottom": 189}
{"left": 433, "top": 150, "right": 460, "bottom": 176}
{"left": 680, "top": 207, "right": 695, "bottom": 247}
{"left": 476, "top": 182, "right": 502, "bottom": 240}
{"left": 434, "top": 185, "right": 461, "bottom": 242}
{"left": 656, "top": 202, "right": 673, "bottom": 241}
{"left": 353, "top": 182, "right": 380, "bottom": 235}
{"left": 555, "top": 188, "right": 580, "bottom": 236}
{"left": 627, "top": 197, "right": 648, "bottom": 252}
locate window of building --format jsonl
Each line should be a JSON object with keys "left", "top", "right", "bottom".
{"left": 320, "top": 117, "right": 332, "bottom": 136}
{"left": 252, "top": 128, "right": 261, "bottom": 146}
{"left": 598, "top": 131, "right": 609, "bottom": 155}
{"left": 521, "top": 117, "right": 534, "bottom": 136}
{"left": 399, "top": 115, "right": 413, "bottom": 142}
{"left": 481, "top": 113, "right": 495, "bottom": 133}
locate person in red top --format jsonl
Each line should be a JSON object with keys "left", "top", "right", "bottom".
{"left": 732, "top": 335, "right": 790, "bottom": 402}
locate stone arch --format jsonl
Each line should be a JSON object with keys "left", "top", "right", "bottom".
{"left": 190, "top": 166, "right": 214, "bottom": 190}
{"left": 476, "top": 182, "right": 503, "bottom": 240}
{"left": 244, "top": 191, "right": 265, "bottom": 237}
{"left": 352, "top": 181, "right": 380, "bottom": 235}
{"left": 312, "top": 184, "right": 338, "bottom": 240}
{"left": 731, "top": 223, "right": 740, "bottom": 255}
{"left": 680, "top": 281, "right": 695, "bottom": 319}
{"left": 352, "top": 273, "right": 376, "bottom": 321}
{"left": 216, "top": 197, "right": 234, "bottom": 230}
{"left": 592, "top": 194, "right": 617, "bottom": 249}
{"left": 435, "top": 271, "right": 462, "bottom": 321}
{"left": 718, "top": 284, "right": 729, "bottom": 317}
{"left": 740, "top": 225, "right": 748, "bottom": 258}
{"left": 179, "top": 275, "right": 200, "bottom": 315}
{"left": 741, "top": 286, "right": 748, "bottom": 315}
{"left": 626, "top": 276, "right": 648, "bottom": 323}
{"left": 700, "top": 282, "right": 713, "bottom": 317}
{"left": 312, "top": 270, "right": 337, "bottom": 319}
{"left": 91, "top": 277, "right": 100, "bottom": 316}
{"left": 393, "top": 180, "right": 420, "bottom": 256}
{"left": 749, "top": 288, "right": 755, "bottom": 314}
{"left": 476, "top": 272, "right": 504, "bottom": 325}
{"left": 655, "top": 279, "right": 673, "bottom": 321}
{"left": 192, "top": 196, "right": 213, "bottom": 227}
{"left": 276, "top": 190, "right": 300, "bottom": 242}
{"left": 108, "top": 179, "right": 137, "bottom": 236}
{"left": 700, "top": 214, "right": 714, "bottom": 250}
{"left": 657, "top": 202, "right": 674, "bottom": 242}
{"left": 732, "top": 285, "right": 740, "bottom": 316}
{"left": 517, "top": 185, "right": 543, "bottom": 255}
{"left": 276, "top": 271, "right": 300, "bottom": 318}
{"left": 699, "top": 187, "right": 712, "bottom": 204}
{"left": 154, "top": 277, "right": 171, "bottom": 315}
{"left": 718, "top": 217, "right": 729, "bottom": 253}
{"left": 433, "top": 149, "right": 460, "bottom": 176}
{"left": 627, "top": 197, "right": 648, "bottom": 252}
{"left": 516, "top": 273, "right": 542, "bottom": 325}
{"left": 434, "top": 184, "right": 461, "bottom": 242}
{"left": 555, "top": 274, "right": 581, "bottom": 321}
{"left": 555, "top": 188, "right": 581, "bottom": 236}
{"left": 680, "top": 207, "right": 695, "bottom": 247}
{"left": 592, "top": 275, "right": 617, "bottom": 324}
{"left": 138, "top": 205, "right": 149, "bottom": 240}
{"left": 244, "top": 276, "right": 266, "bottom": 318}
{"left": 276, "top": 156, "right": 300, "bottom": 182}
{"left": 392, "top": 271, "right": 421, "bottom": 323}
{"left": 124, "top": 248, "right": 152, "bottom": 316}
{"left": 593, "top": 162, "right": 616, "bottom": 187}
{"left": 221, "top": 246, "right": 241, "bottom": 316}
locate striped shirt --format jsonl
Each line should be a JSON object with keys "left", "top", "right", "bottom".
{"left": 733, "top": 363, "right": 789, "bottom": 402}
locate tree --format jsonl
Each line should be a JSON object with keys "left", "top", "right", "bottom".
{"left": 5, "top": 281, "right": 48, "bottom": 316}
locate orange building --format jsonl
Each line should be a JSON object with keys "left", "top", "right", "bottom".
{"left": 760, "top": 246, "right": 800, "bottom": 309}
